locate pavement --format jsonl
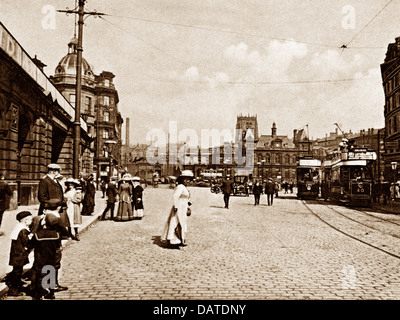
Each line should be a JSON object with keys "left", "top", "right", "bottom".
{"left": 0, "top": 191, "right": 106, "bottom": 297}
{"left": 1, "top": 187, "right": 400, "bottom": 301}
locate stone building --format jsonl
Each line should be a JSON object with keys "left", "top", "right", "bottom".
{"left": 254, "top": 122, "right": 311, "bottom": 183}
{"left": 0, "top": 23, "right": 91, "bottom": 208}
{"left": 50, "top": 37, "right": 123, "bottom": 183}
{"left": 381, "top": 36, "right": 400, "bottom": 181}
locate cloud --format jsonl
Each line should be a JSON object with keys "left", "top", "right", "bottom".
{"left": 308, "top": 49, "right": 364, "bottom": 80}
{"left": 183, "top": 66, "right": 200, "bottom": 81}
{"left": 204, "top": 71, "right": 230, "bottom": 88}
{"left": 224, "top": 42, "right": 261, "bottom": 65}
{"left": 223, "top": 40, "right": 308, "bottom": 82}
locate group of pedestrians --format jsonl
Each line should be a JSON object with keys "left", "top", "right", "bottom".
{"left": 101, "top": 173, "right": 145, "bottom": 221}
{"left": 5, "top": 163, "right": 77, "bottom": 299}
{"left": 252, "top": 178, "right": 278, "bottom": 206}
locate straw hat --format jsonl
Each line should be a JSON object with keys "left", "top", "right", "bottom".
{"left": 47, "top": 163, "right": 61, "bottom": 171}
{"left": 180, "top": 170, "right": 194, "bottom": 177}
{"left": 122, "top": 173, "right": 132, "bottom": 181}
{"left": 65, "top": 178, "right": 80, "bottom": 185}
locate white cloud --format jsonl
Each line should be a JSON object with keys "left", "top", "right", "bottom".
{"left": 224, "top": 42, "right": 261, "bottom": 65}
{"left": 183, "top": 66, "right": 200, "bottom": 81}
{"left": 204, "top": 71, "right": 230, "bottom": 88}
{"left": 309, "top": 49, "right": 365, "bottom": 80}
{"left": 223, "top": 40, "right": 308, "bottom": 82}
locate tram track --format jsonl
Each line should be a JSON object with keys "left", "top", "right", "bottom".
{"left": 302, "top": 200, "right": 400, "bottom": 260}
{"left": 326, "top": 205, "right": 400, "bottom": 239}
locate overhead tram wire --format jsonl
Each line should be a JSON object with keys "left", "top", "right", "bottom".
{"left": 98, "top": 15, "right": 190, "bottom": 68}
{"left": 341, "top": 0, "right": 395, "bottom": 49}
{"left": 99, "top": 14, "right": 377, "bottom": 87}
{"left": 102, "top": 12, "right": 381, "bottom": 51}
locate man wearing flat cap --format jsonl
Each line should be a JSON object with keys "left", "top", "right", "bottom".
{"left": 38, "top": 163, "right": 65, "bottom": 216}
{"left": 36, "top": 163, "right": 69, "bottom": 295}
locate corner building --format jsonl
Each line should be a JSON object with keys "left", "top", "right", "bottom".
{"left": 50, "top": 37, "right": 123, "bottom": 183}
{"left": 0, "top": 23, "right": 91, "bottom": 208}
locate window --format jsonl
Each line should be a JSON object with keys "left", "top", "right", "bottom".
{"left": 394, "top": 116, "right": 398, "bottom": 134}
{"left": 84, "top": 96, "right": 92, "bottom": 114}
{"left": 103, "top": 129, "right": 109, "bottom": 139}
{"left": 104, "top": 96, "right": 110, "bottom": 106}
{"left": 104, "top": 79, "right": 110, "bottom": 87}
{"left": 69, "top": 94, "right": 76, "bottom": 107}
{"left": 103, "top": 111, "right": 110, "bottom": 122}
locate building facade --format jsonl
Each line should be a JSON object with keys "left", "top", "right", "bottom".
{"left": 381, "top": 37, "right": 400, "bottom": 181}
{"left": 50, "top": 37, "right": 123, "bottom": 183}
{"left": 0, "top": 23, "right": 91, "bottom": 208}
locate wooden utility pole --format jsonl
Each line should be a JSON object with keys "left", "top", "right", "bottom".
{"left": 58, "top": 1, "right": 105, "bottom": 178}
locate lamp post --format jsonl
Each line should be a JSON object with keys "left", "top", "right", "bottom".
{"left": 261, "top": 159, "right": 266, "bottom": 182}
{"left": 257, "top": 162, "right": 261, "bottom": 179}
{"left": 391, "top": 161, "right": 397, "bottom": 184}
{"left": 104, "top": 140, "right": 117, "bottom": 181}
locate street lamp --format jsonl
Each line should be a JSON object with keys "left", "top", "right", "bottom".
{"left": 257, "top": 162, "right": 261, "bottom": 179}
{"left": 261, "top": 159, "right": 266, "bottom": 182}
{"left": 391, "top": 161, "right": 397, "bottom": 184}
{"left": 104, "top": 140, "right": 117, "bottom": 181}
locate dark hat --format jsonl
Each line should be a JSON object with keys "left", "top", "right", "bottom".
{"left": 45, "top": 212, "right": 60, "bottom": 226}
{"left": 16, "top": 211, "right": 32, "bottom": 221}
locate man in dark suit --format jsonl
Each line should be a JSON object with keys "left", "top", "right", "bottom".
{"left": 36, "top": 163, "right": 68, "bottom": 293}
{"left": 265, "top": 178, "right": 275, "bottom": 206}
{"left": 100, "top": 177, "right": 118, "bottom": 220}
{"left": 38, "top": 164, "right": 65, "bottom": 215}
{"left": 0, "top": 173, "right": 13, "bottom": 236}
{"left": 221, "top": 175, "right": 234, "bottom": 209}
{"left": 252, "top": 180, "right": 263, "bottom": 206}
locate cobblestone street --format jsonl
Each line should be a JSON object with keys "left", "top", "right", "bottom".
{"left": 4, "top": 186, "right": 397, "bottom": 301}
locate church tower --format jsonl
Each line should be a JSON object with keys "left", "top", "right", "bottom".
{"left": 235, "top": 114, "right": 259, "bottom": 143}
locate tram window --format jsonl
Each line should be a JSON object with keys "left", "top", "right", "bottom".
{"left": 350, "top": 167, "right": 368, "bottom": 180}
{"left": 311, "top": 168, "right": 319, "bottom": 181}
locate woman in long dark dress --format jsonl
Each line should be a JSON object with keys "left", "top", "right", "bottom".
{"left": 115, "top": 174, "right": 134, "bottom": 221}
{"left": 132, "top": 176, "right": 144, "bottom": 219}
{"left": 81, "top": 174, "right": 96, "bottom": 216}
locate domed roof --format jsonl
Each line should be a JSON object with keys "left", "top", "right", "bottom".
{"left": 54, "top": 37, "right": 94, "bottom": 79}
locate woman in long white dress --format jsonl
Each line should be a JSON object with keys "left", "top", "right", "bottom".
{"left": 64, "top": 178, "right": 83, "bottom": 241}
{"left": 161, "top": 170, "right": 193, "bottom": 248}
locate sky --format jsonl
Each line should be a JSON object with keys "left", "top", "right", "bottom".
{"left": 1, "top": 0, "right": 398, "bottom": 145}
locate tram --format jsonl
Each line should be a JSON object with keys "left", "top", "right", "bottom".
{"left": 321, "top": 143, "right": 376, "bottom": 206}
{"left": 296, "top": 157, "right": 321, "bottom": 199}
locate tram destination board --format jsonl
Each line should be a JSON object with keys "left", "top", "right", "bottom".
{"left": 347, "top": 151, "right": 376, "bottom": 160}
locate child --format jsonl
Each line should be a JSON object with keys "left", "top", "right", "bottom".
{"left": 6, "top": 211, "right": 33, "bottom": 296}
{"left": 30, "top": 212, "right": 62, "bottom": 300}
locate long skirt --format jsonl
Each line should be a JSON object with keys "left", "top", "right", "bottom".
{"left": 67, "top": 203, "right": 82, "bottom": 228}
{"left": 115, "top": 201, "right": 133, "bottom": 221}
{"left": 161, "top": 206, "right": 186, "bottom": 245}
{"left": 133, "top": 199, "right": 144, "bottom": 218}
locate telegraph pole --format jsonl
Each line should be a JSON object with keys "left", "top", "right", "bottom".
{"left": 58, "top": 1, "right": 105, "bottom": 178}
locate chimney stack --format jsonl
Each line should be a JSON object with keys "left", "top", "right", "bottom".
{"left": 126, "top": 117, "right": 130, "bottom": 148}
